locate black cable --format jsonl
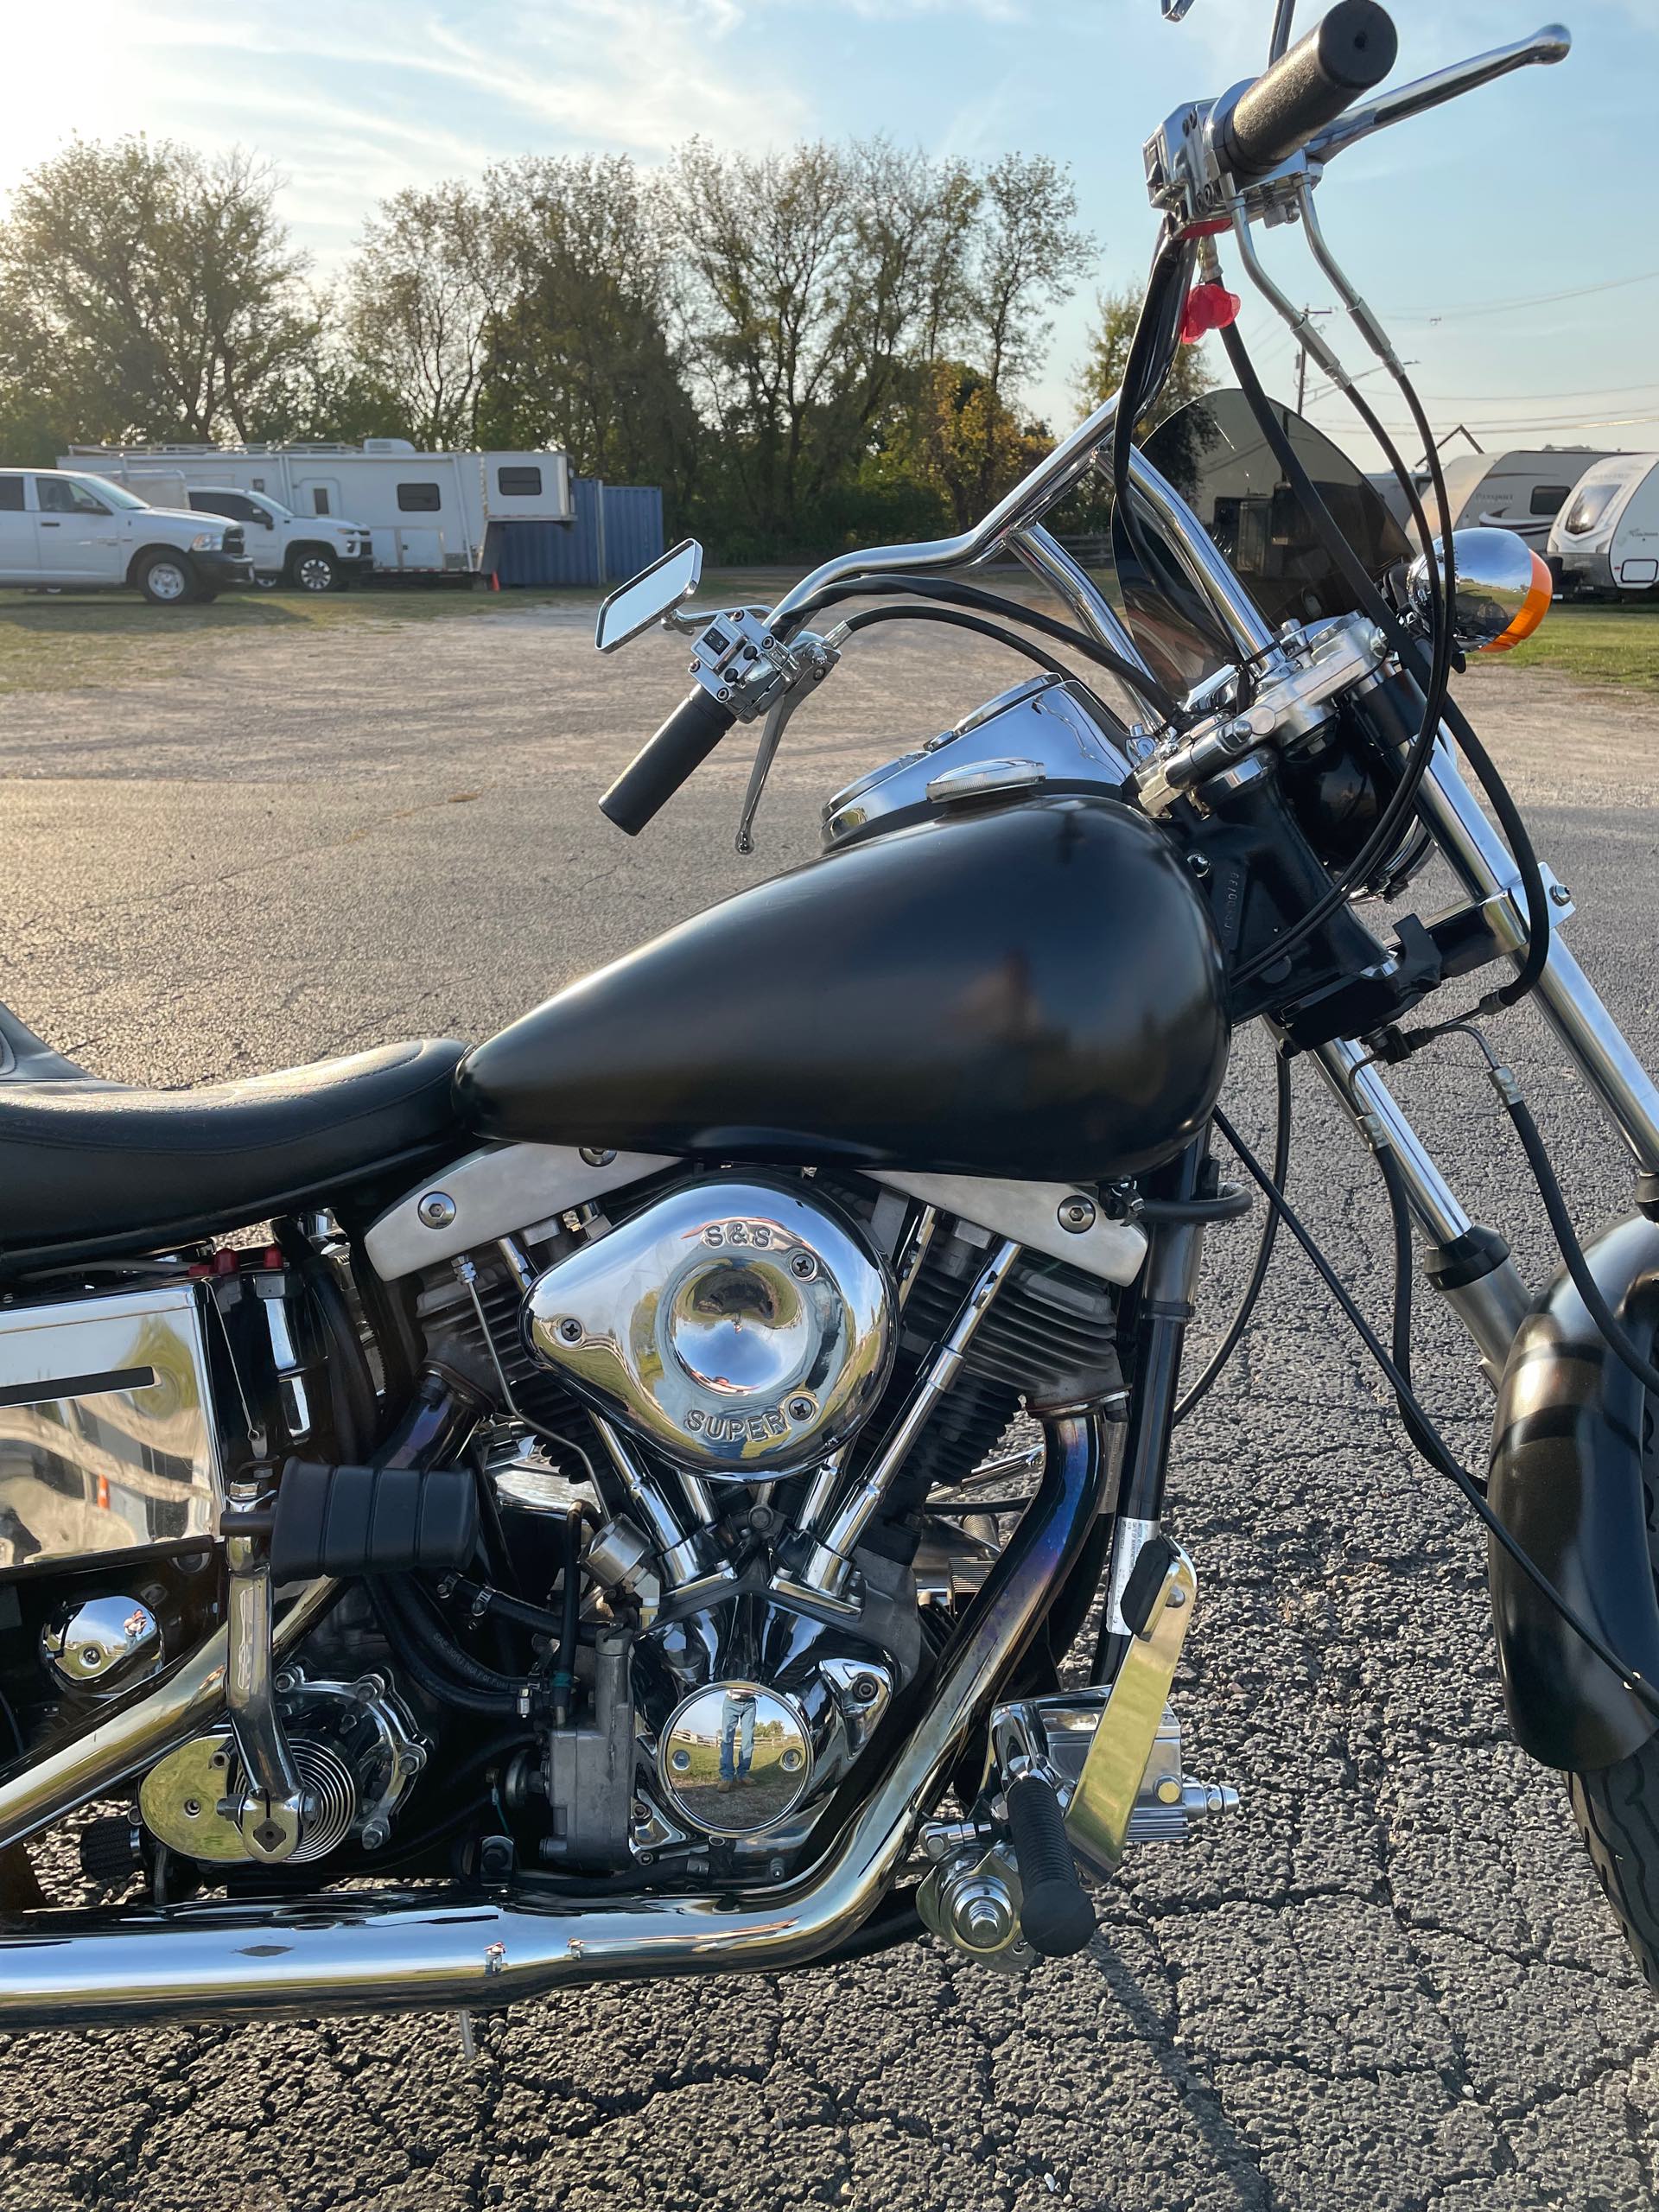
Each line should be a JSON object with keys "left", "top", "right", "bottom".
{"left": 791, "top": 575, "right": 1180, "bottom": 721}
{"left": 1211, "top": 1107, "right": 1659, "bottom": 1728}
{"left": 551, "top": 1505, "right": 582, "bottom": 1728}
{"left": 1174, "top": 1047, "right": 1293, "bottom": 1426}
{"left": 836, "top": 604, "right": 1073, "bottom": 680}
{"left": 1219, "top": 321, "right": 1455, "bottom": 986}
{"left": 1505, "top": 1096, "right": 1659, "bottom": 1401}
{"left": 1218, "top": 320, "right": 1554, "bottom": 1013}
{"left": 1110, "top": 232, "right": 1236, "bottom": 671}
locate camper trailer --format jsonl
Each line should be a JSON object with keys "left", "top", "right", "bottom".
{"left": 60, "top": 442, "right": 573, "bottom": 578}
{"left": 1370, "top": 448, "right": 1618, "bottom": 556}
{"left": 1548, "top": 451, "right": 1659, "bottom": 598}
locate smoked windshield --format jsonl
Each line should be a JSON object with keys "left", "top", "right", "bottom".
{"left": 1114, "top": 389, "right": 1413, "bottom": 699}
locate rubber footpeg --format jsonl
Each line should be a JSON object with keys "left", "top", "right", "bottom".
{"left": 1006, "top": 1771, "right": 1096, "bottom": 1957}
{"left": 268, "top": 1458, "right": 479, "bottom": 1581}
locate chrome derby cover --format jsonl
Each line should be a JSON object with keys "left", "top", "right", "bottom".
{"left": 523, "top": 1177, "right": 894, "bottom": 1475}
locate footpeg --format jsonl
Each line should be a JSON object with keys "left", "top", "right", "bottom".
{"left": 1004, "top": 1771, "right": 1096, "bottom": 1957}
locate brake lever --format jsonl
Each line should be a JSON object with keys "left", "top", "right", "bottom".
{"left": 733, "top": 632, "right": 839, "bottom": 855}
{"left": 1305, "top": 24, "right": 1570, "bottom": 166}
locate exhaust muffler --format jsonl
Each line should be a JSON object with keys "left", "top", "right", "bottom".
{"left": 0, "top": 1418, "right": 1106, "bottom": 2028}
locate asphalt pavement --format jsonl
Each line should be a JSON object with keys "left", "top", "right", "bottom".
{"left": 1, "top": 604, "right": 1657, "bottom": 2209}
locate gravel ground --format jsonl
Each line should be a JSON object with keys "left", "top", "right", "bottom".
{"left": 1, "top": 607, "right": 1658, "bottom": 2209}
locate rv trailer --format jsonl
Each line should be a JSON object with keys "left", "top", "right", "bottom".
{"left": 1548, "top": 451, "right": 1659, "bottom": 598}
{"left": 1370, "top": 447, "right": 1621, "bottom": 556}
{"left": 61, "top": 442, "right": 573, "bottom": 578}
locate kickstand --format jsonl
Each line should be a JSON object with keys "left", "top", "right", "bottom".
{"left": 455, "top": 2012, "right": 478, "bottom": 2062}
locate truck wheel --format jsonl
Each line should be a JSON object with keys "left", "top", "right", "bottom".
{"left": 137, "top": 552, "right": 195, "bottom": 607}
{"left": 253, "top": 572, "right": 280, "bottom": 592}
{"left": 289, "top": 550, "right": 339, "bottom": 594}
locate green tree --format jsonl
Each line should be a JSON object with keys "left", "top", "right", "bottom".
{"left": 871, "top": 359, "right": 1051, "bottom": 533}
{"left": 1076, "top": 283, "right": 1217, "bottom": 433}
{"left": 342, "top": 181, "right": 512, "bottom": 448}
{"left": 0, "top": 137, "right": 319, "bottom": 448}
{"left": 664, "top": 137, "right": 981, "bottom": 545}
{"left": 474, "top": 156, "right": 702, "bottom": 506}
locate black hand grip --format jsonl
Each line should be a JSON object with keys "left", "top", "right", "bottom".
{"left": 1006, "top": 1772, "right": 1096, "bottom": 1959}
{"left": 600, "top": 686, "right": 738, "bottom": 836}
{"left": 1218, "top": 0, "right": 1397, "bottom": 180}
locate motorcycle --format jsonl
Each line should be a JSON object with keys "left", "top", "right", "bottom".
{"left": 2, "top": 0, "right": 1650, "bottom": 2031}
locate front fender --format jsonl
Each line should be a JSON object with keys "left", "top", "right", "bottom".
{"left": 1488, "top": 1212, "right": 1659, "bottom": 1771}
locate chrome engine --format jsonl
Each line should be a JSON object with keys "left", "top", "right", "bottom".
{"left": 399, "top": 1164, "right": 1125, "bottom": 1883}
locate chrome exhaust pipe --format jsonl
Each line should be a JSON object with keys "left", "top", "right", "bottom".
{"left": 0, "top": 1419, "right": 1105, "bottom": 2028}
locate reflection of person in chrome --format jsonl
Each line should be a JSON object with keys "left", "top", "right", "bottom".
{"left": 718, "top": 1689, "right": 756, "bottom": 1790}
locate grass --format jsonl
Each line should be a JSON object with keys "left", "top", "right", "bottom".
{"left": 1467, "top": 601, "right": 1659, "bottom": 691}
{"left": 9, "top": 565, "right": 1659, "bottom": 700}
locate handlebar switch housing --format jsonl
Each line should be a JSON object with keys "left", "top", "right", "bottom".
{"left": 686, "top": 607, "right": 835, "bottom": 724}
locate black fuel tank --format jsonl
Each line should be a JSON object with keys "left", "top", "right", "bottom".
{"left": 457, "top": 796, "right": 1229, "bottom": 1183}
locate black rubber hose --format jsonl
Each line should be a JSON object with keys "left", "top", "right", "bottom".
{"left": 1135, "top": 1184, "right": 1254, "bottom": 1225}
{"left": 791, "top": 575, "right": 1181, "bottom": 723}
{"left": 1004, "top": 1772, "right": 1096, "bottom": 1957}
{"left": 1212, "top": 1109, "right": 1659, "bottom": 1729}
{"left": 369, "top": 1581, "right": 530, "bottom": 1716}
{"left": 1174, "top": 1049, "right": 1293, "bottom": 1426}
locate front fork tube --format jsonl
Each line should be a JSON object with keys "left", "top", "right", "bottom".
{"left": 1090, "top": 1141, "right": 1211, "bottom": 1689}
{"left": 1312, "top": 1039, "right": 1531, "bottom": 1384}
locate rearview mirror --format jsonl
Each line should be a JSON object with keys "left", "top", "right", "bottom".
{"left": 595, "top": 539, "right": 703, "bottom": 653}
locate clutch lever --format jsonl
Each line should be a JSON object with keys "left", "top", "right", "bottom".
{"left": 734, "top": 630, "right": 840, "bottom": 855}
{"left": 1305, "top": 23, "right": 1570, "bottom": 166}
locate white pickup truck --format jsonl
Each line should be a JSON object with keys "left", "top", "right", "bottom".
{"left": 181, "top": 486, "right": 372, "bottom": 593}
{"left": 0, "top": 468, "right": 252, "bottom": 604}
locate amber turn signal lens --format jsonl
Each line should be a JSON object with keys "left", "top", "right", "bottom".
{"left": 1481, "top": 550, "right": 1554, "bottom": 654}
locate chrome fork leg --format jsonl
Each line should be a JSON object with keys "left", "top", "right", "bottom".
{"left": 1313, "top": 1039, "right": 1532, "bottom": 1379}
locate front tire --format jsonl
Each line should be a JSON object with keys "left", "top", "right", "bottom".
{"left": 289, "top": 549, "right": 339, "bottom": 594}
{"left": 137, "top": 552, "right": 195, "bottom": 607}
{"left": 1567, "top": 1344, "right": 1659, "bottom": 1988}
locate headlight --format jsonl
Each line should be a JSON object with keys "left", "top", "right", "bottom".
{"left": 189, "top": 532, "right": 219, "bottom": 553}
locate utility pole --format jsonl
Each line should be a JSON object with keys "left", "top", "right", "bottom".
{"left": 1295, "top": 307, "right": 1334, "bottom": 413}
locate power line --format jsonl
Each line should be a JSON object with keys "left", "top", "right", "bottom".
{"left": 1382, "top": 266, "right": 1659, "bottom": 324}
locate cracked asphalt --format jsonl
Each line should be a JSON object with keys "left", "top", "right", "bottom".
{"left": 1, "top": 599, "right": 1658, "bottom": 2209}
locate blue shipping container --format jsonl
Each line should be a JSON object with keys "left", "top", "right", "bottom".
{"left": 493, "top": 479, "right": 664, "bottom": 588}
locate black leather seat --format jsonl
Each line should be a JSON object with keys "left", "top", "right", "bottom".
{"left": 0, "top": 1004, "right": 466, "bottom": 1261}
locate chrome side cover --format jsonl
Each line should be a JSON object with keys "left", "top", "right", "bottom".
{"left": 0, "top": 1285, "right": 222, "bottom": 1572}
{"left": 868, "top": 1172, "right": 1147, "bottom": 1286}
{"left": 364, "top": 1141, "right": 678, "bottom": 1281}
{"left": 524, "top": 1176, "right": 894, "bottom": 1477}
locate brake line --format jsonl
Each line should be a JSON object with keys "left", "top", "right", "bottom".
{"left": 1212, "top": 1107, "right": 1659, "bottom": 1729}
{"left": 1173, "top": 1047, "right": 1292, "bottom": 1426}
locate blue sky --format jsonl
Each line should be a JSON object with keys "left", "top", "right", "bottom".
{"left": 11, "top": 1, "right": 1659, "bottom": 466}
